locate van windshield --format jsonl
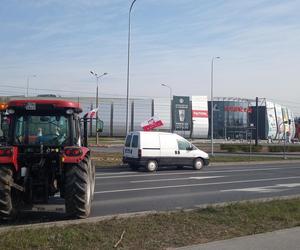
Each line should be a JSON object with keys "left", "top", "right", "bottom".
{"left": 177, "top": 138, "right": 197, "bottom": 150}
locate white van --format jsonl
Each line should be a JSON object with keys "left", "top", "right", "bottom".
{"left": 123, "top": 131, "right": 209, "bottom": 171}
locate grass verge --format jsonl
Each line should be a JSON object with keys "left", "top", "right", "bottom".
{"left": 210, "top": 155, "right": 297, "bottom": 162}
{"left": 91, "top": 152, "right": 300, "bottom": 167}
{"left": 1, "top": 199, "right": 300, "bottom": 249}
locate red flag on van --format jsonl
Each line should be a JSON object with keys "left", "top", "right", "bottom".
{"left": 141, "top": 116, "right": 164, "bottom": 131}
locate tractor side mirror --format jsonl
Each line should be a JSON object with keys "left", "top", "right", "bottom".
{"left": 97, "top": 119, "right": 104, "bottom": 133}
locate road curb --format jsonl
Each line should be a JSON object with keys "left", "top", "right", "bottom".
{"left": 1, "top": 195, "right": 300, "bottom": 232}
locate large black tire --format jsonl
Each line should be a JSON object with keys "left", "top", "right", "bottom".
{"left": 64, "top": 155, "right": 94, "bottom": 219}
{"left": 90, "top": 158, "right": 95, "bottom": 200}
{"left": 0, "top": 166, "right": 13, "bottom": 220}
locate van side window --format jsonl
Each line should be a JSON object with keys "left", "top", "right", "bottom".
{"left": 132, "top": 135, "right": 138, "bottom": 148}
{"left": 177, "top": 139, "right": 191, "bottom": 150}
{"left": 125, "top": 135, "right": 132, "bottom": 147}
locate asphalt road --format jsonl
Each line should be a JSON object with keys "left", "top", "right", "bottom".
{"left": 90, "top": 162, "right": 300, "bottom": 217}
{"left": 4, "top": 162, "right": 300, "bottom": 226}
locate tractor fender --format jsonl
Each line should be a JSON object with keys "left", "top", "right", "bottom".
{"left": 0, "top": 147, "right": 19, "bottom": 171}
{"left": 62, "top": 147, "right": 90, "bottom": 164}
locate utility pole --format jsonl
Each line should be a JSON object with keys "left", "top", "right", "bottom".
{"left": 255, "top": 97, "right": 259, "bottom": 146}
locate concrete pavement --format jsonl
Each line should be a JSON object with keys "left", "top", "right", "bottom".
{"left": 173, "top": 227, "right": 300, "bottom": 250}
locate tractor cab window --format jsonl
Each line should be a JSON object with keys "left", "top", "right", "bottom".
{"left": 14, "top": 115, "right": 70, "bottom": 146}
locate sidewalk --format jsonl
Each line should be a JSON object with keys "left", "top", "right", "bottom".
{"left": 172, "top": 227, "right": 300, "bottom": 250}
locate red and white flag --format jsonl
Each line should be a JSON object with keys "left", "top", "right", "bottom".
{"left": 85, "top": 108, "right": 99, "bottom": 118}
{"left": 141, "top": 116, "right": 164, "bottom": 131}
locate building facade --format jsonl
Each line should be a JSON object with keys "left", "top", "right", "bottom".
{"left": 0, "top": 95, "right": 296, "bottom": 140}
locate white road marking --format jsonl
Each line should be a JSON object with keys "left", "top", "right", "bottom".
{"left": 94, "top": 176, "right": 300, "bottom": 195}
{"left": 95, "top": 166, "right": 299, "bottom": 179}
{"left": 221, "top": 182, "right": 300, "bottom": 193}
{"left": 277, "top": 183, "right": 300, "bottom": 188}
{"left": 130, "top": 176, "right": 223, "bottom": 183}
{"left": 189, "top": 176, "right": 223, "bottom": 180}
{"left": 222, "top": 187, "right": 278, "bottom": 193}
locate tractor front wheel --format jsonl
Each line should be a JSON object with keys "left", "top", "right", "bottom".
{"left": 64, "top": 156, "right": 94, "bottom": 219}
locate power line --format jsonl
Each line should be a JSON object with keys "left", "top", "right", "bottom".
{"left": 0, "top": 83, "right": 165, "bottom": 99}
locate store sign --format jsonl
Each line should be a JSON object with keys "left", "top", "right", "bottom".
{"left": 224, "top": 106, "right": 252, "bottom": 113}
{"left": 191, "top": 96, "right": 209, "bottom": 138}
{"left": 173, "top": 96, "right": 191, "bottom": 131}
{"left": 192, "top": 110, "right": 208, "bottom": 118}
{"left": 141, "top": 116, "right": 163, "bottom": 131}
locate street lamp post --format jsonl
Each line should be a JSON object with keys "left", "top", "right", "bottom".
{"left": 161, "top": 83, "right": 173, "bottom": 132}
{"left": 126, "top": 0, "right": 138, "bottom": 134}
{"left": 26, "top": 75, "right": 37, "bottom": 97}
{"left": 90, "top": 71, "right": 108, "bottom": 145}
{"left": 210, "top": 56, "right": 220, "bottom": 156}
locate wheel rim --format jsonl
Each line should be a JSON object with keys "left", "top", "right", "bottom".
{"left": 195, "top": 160, "right": 203, "bottom": 169}
{"left": 148, "top": 161, "right": 157, "bottom": 171}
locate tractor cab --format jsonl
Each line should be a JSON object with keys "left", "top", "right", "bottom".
{"left": 7, "top": 99, "right": 83, "bottom": 148}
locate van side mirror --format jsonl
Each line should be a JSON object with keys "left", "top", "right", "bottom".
{"left": 186, "top": 145, "right": 193, "bottom": 151}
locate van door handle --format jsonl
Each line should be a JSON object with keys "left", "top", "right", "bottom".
{"left": 175, "top": 150, "right": 180, "bottom": 154}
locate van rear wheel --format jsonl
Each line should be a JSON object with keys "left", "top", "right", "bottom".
{"left": 146, "top": 160, "right": 158, "bottom": 172}
{"left": 193, "top": 158, "right": 204, "bottom": 170}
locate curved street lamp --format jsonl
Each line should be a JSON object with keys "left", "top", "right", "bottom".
{"left": 126, "top": 0, "right": 138, "bottom": 134}
{"left": 210, "top": 56, "right": 220, "bottom": 156}
{"left": 90, "top": 71, "right": 108, "bottom": 144}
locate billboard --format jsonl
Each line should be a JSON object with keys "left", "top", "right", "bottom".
{"left": 173, "top": 96, "right": 191, "bottom": 131}
{"left": 265, "top": 101, "right": 277, "bottom": 139}
{"left": 191, "top": 96, "right": 209, "bottom": 138}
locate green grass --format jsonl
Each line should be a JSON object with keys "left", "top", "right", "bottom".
{"left": 220, "top": 143, "right": 300, "bottom": 153}
{"left": 1, "top": 199, "right": 300, "bottom": 249}
{"left": 91, "top": 152, "right": 299, "bottom": 167}
{"left": 92, "top": 152, "right": 122, "bottom": 167}
{"left": 88, "top": 137, "right": 124, "bottom": 145}
{"left": 210, "top": 155, "right": 298, "bottom": 162}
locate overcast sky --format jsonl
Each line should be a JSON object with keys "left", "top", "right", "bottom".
{"left": 0, "top": 0, "right": 299, "bottom": 114}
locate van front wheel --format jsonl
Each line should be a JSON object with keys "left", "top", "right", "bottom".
{"left": 146, "top": 160, "right": 158, "bottom": 172}
{"left": 193, "top": 158, "right": 204, "bottom": 170}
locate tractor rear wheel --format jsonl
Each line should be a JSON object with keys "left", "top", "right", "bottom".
{"left": 0, "top": 166, "right": 13, "bottom": 220}
{"left": 90, "top": 158, "right": 95, "bottom": 200}
{"left": 64, "top": 155, "right": 94, "bottom": 219}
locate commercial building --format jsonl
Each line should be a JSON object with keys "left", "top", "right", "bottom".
{"left": 0, "top": 95, "right": 296, "bottom": 140}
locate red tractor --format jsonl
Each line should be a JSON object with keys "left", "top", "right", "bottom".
{"left": 0, "top": 99, "right": 95, "bottom": 219}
